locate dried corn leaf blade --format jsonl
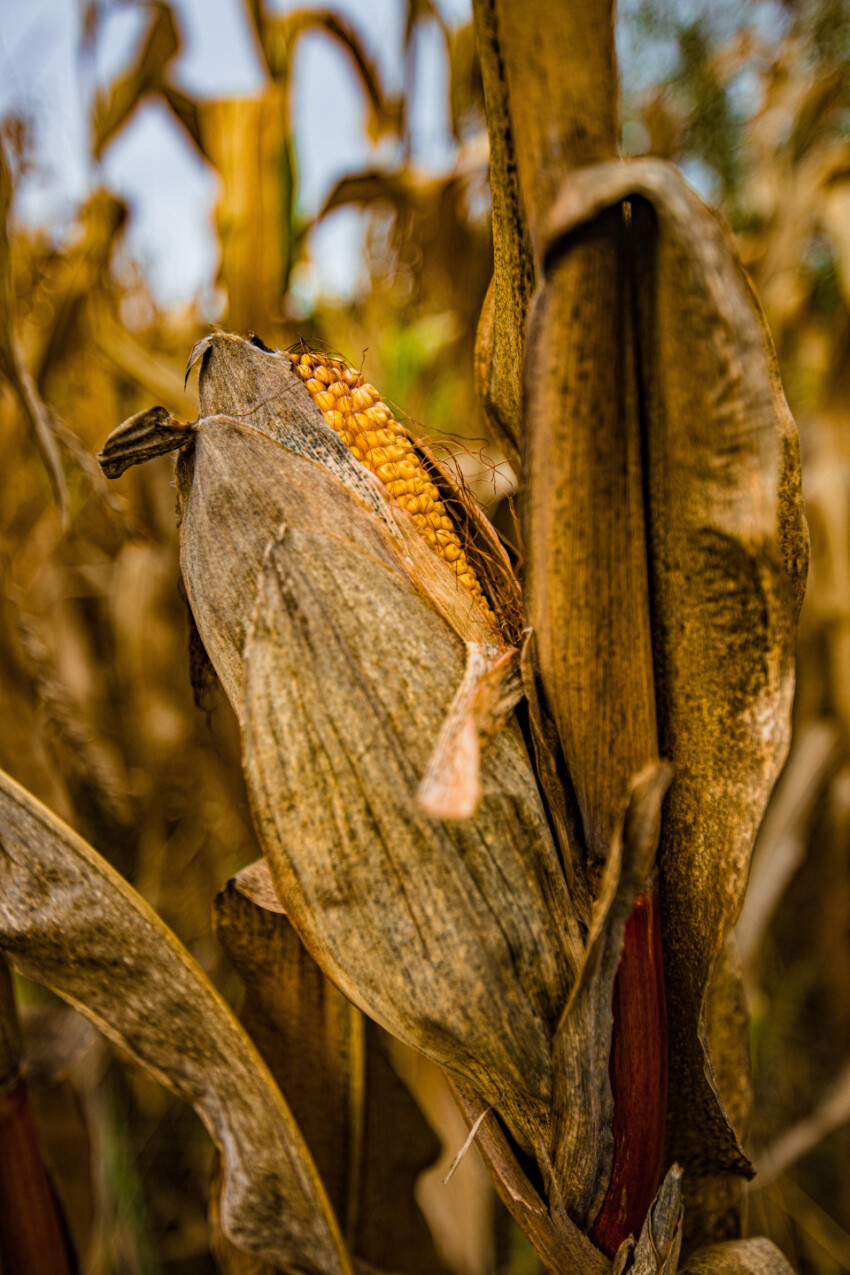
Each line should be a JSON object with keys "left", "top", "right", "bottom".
{"left": 450, "top": 1078, "right": 607, "bottom": 1275}
{"left": 550, "top": 763, "right": 672, "bottom": 1228}
{"left": 629, "top": 1165, "right": 684, "bottom": 1275}
{"left": 537, "top": 158, "right": 808, "bottom": 1175}
{"left": 91, "top": 3, "right": 204, "bottom": 160}
{"left": 0, "top": 769, "right": 353, "bottom": 1275}
{"left": 0, "top": 143, "right": 67, "bottom": 518}
{"left": 243, "top": 526, "right": 582, "bottom": 1144}
{"left": 470, "top": 2, "right": 535, "bottom": 470}
{"left": 260, "top": 10, "right": 402, "bottom": 139}
{"left": 679, "top": 1239, "right": 796, "bottom": 1275}
{"left": 214, "top": 861, "right": 446, "bottom": 1275}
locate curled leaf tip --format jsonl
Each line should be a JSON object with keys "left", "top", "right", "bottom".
{"left": 98, "top": 406, "right": 195, "bottom": 477}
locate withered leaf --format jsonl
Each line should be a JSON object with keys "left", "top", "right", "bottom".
{"left": 529, "top": 157, "right": 808, "bottom": 1180}
{"left": 243, "top": 526, "right": 582, "bottom": 1145}
{"left": 626, "top": 1164, "right": 684, "bottom": 1275}
{"left": 550, "top": 763, "right": 672, "bottom": 1229}
{"left": 0, "top": 769, "right": 353, "bottom": 1275}
{"left": 679, "top": 1238, "right": 796, "bottom": 1275}
{"left": 0, "top": 142, "right": 67, "bottom": 519}
{"left": 214, "top": 861, "right": 446, "bottom": 1275}
{"left": 450, "top": 1077, "right": 608, "bottom": 1275}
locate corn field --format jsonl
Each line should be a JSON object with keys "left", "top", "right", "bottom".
{"left": 0, "top": 1, "right": 848, "bottom": 1273}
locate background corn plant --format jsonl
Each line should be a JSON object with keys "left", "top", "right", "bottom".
{"left": 0, "top": 1, "right": 848, "bottom": 1273}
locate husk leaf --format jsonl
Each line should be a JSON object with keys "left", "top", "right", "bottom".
{"left": 243, "top": 524, "right": 581, "bottom": 1141}
{"left": 527, "top": 157, "right": 807, "bottom": 1182}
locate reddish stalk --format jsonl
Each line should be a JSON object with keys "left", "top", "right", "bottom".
{"left": 0, "top": 1079, "right": 75, "bottom": 1274}
{"left": 589, "top": 881, "right": 668, "bottom": 1256}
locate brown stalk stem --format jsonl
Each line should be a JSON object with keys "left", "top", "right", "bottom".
{"left": 0, "top": 1081, "right": 76, "bottom": 1275}
{"left": 0, "top": 957, "right": 75, "bottom": 1275}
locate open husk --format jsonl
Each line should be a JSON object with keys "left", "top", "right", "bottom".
{"left": 99, "top": 333, "right": 584, "bottom": 1153}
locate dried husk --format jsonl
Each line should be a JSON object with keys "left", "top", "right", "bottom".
{"left": 213, "top": 860, "right": 446, "bottom": 1275}
{"left": 243, "top": 524, "right": 580, "bottom": 1139}
{"left": 627, "top": 1165, "right": 684, "bottom": 1275}
{"left": 0, "top": 768, "right": 352, "bottom": 1275}
{"left": 549, "top": 763, "right": 672, "bottom": 1227}
{"left": 100, "top": 335, "right": 584, "bottom": 1152}
{"left": 518, "top": 157, "right": 807, "bottom": 1199}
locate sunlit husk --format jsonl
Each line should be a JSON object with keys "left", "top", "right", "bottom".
{"left": 101, "top": 333, "right": 583, "bottom": 1148}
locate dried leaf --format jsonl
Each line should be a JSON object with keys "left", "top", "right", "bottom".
{"left": 92, "top": 3, "right": 204, "bottom": 160}
{"left": 535, "top": 157, "right": 808, "bottom": 1177}
{"left": 260, "top": 10, "right": 402, "bottom": 140}
{"left": 679, "top": 940, "right": 751, "bottom": 1256}
{"left": 450, "top": 1078, "right": 608, "bottom": 1275}
{"left": 550, "top": 763, "right": 672, "bottom": 1230}
{"left": 243, "top": 525, "right": 581, "bottom": 1144}
{"left": 0, "top": 142, "right": 67, "bottom": 519}
{"left": 631, "top": 1165, "right": 684, "bottom": 1275}
{"left": 214, "top": 861, "right": 446, "bottom": 1275}
{"left": 679, "top": 1238, "right": 796, "bottom": 1275}
{"left": 0, "top": 768, "right": 353, "bottom": 1275}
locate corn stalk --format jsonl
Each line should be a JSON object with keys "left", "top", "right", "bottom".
{"left": 0, "top": 1, "right": 814, "bottom": 1272}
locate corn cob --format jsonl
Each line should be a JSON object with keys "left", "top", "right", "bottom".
{"left": 288, "top": 349, "right": 494, "bottom": 621}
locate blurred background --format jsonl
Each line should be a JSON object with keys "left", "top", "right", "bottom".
{"left": 0, "top": 0, "right": 848, "bottom": 1272}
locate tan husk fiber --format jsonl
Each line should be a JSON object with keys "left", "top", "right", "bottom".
{"left": 0, "top": 768, "right": 352, "bottom": 1275}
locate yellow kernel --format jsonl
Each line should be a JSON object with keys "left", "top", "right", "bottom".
{"left": 315, "top": 390, "right": 335, "bottom": 410}
{"left": 350, "top": 446, "right": 363, "bottom": 460}
{"left": 376, "top": 462, "right": 399, "bottom": 481}
{"left": 315, "top": 366, "right": 333, "bottom": 384}
{"left": 442, "top": 543, "right": 461, "bottom": 563}
{"left": 305, "top": 378, "right": 323, "bottom": 394}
